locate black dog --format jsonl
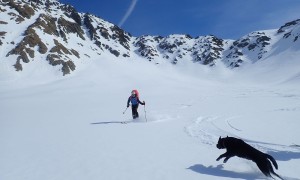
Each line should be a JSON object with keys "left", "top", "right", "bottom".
{"left": 216, "top": 136, "right": 283, "bottom": 180}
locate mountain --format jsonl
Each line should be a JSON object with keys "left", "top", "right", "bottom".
{"left": 0, "top": 0, "right": 300, "bottom": 75}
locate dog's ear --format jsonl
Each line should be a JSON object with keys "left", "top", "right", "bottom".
{"left": 217, "top": 136, "right": 223, "bottom": 149}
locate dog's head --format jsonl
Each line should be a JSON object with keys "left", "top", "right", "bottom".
{"left": 216, "top": 136, "right": 226, "bottom": 149}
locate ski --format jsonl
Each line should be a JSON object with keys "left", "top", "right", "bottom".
{"left": 290, "top": 144, "right": 300, "bottom": 148}
{"left": 91, "top": 119, "right": 145, "bottom": 125}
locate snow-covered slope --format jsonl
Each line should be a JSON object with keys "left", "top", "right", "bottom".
{"left": 1, "top": 57, "right": 300, "bottom": 180}
{"left": 0, "top": 0, "right": 132, "bottom": 75}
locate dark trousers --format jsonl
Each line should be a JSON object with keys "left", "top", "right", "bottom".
{"left": 131, "top": 104, "right": 139, "bottom": 119}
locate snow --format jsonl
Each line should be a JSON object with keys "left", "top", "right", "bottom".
{"left": 1, "top": 52, "right": 300, "bottom": 180}
{"left": 1, "top": 2, "right": 300, "bottom": 177}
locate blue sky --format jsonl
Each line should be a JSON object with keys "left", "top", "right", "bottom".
{"left": 59, "top": 0, "right": 300, "bottom": 39}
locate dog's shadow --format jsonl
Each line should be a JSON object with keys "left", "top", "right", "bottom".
{"left": 187, "top": 164, "right": 261, "bottom": 180}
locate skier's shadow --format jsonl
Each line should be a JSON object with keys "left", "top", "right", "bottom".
{"left": 187, "top": 164, "right": 261, "bottom": 180}
{"left": 91, "top": 121, "right": 126, "bottom": 125}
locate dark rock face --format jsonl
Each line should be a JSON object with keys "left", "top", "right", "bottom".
{"left": 0, "top": 31, "right": 6, "bottom": 46}
{"left": 57, "top": 17, "right": 85, "bottom": 41}
{"left": 110, "top": 25, "right": 131, "bottom": 50}
{"left": 134, "top": 34, "right": 225, "bottom": 66}
{"left": 224, "top": 31, "right": 272, "bottom": 67}
{"left": 134, "top": 36, "right": 161, "bottom": 61}
{"left": 35, "top": 14, "right": 59, "bottom": 36}
{"left": 278, "top": 19, "right": 300, "bottom": 34}
{"left": 7, "top": 0, "right": 35, "bottom": 19}
{"left": 46, "top": 39, "right": 79, "bottom": 75}
{"left": 83, "top": 14, "right": 96, "bottom": 40}
{"left": 46, "top": 54, "right": 76, "bottom": 76}
{"left": 6, "top": 28, "right": 47, "bottom": 63}
{"left": 277, "top": 19, "right": 300, "bottom": 43}
{"left": 2, "top": 0, "right": 82, "bottom": 75}
{"left": 192, "top": 36, "right": 224, "bottom": 66}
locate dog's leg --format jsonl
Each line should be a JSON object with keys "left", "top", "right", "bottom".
{"left": 216, "top": 153, "right": 227, "bottom": 161}
{"left": 216, "top": 152, "right": 233, "bottom": 162}
{"left": 217, "top": 152, "right": 234, "bottom": 163}
{"left": 223, "top": 155, "right": 233, "bottom": 163}
{"left": 269, "top": 165, "right": 284, "bottom": 180}
{"left": 265, "top": 154, "right": 278, "bottom": 169}
{"left": 256, "top": 160, "right": 274, "bottom": 179}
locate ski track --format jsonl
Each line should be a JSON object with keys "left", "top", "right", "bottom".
{"left": 185, "top": 116, "right": 240, "bottom": 146}
{"left": 90, "top": 113, "right": 178, "bottom": 125}
{"left": 185, "top": 115, "right": 300, "bottom": 154}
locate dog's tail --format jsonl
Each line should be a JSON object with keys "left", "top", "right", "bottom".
{"left": 266, "top": 154, "right": 278, "bottom": 169}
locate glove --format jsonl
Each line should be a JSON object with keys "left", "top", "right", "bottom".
{"left": 143, "top": 101, "right": 145, "bottom": 105}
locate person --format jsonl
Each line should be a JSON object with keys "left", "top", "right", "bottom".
{"left": 127, "top": 90, "right": 145, "bottom": 119}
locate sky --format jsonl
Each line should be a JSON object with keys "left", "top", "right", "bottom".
{"left": 59, "top": 0, "right": 300, "bottom": 40}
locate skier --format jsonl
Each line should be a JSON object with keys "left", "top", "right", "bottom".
{"left": 127, "top": 90, "right": 145, "bottom": 119}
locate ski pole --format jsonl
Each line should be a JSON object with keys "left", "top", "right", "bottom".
{"left": 143, "top": 103, "right": 147, "bottom": 122}
{"left": 123, "top": 107, "right": 128, "bottom": 114}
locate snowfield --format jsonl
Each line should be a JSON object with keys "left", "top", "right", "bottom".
{"left": 1, "top": 55, "right": 300, "bottom": 180}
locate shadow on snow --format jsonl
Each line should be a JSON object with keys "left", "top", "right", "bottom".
{"left": 187, "top": 164, "right": 261, "bottom": 180}
{"left": 90, "top": 121, "right": 130, "bottom": 125}
{"left": 244, "top": 139, "right": 300, "bottom": 161}
{"left": 268, "top": 150, "right": 300, "bottom": 161}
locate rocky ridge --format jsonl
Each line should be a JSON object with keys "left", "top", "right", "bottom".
{"left": 0, "top": 0, "right": 299, "bottom": 75}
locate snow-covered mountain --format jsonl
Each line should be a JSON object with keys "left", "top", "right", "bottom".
{"left": 1, "top": 0, "right": 300, "bottom": 75}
